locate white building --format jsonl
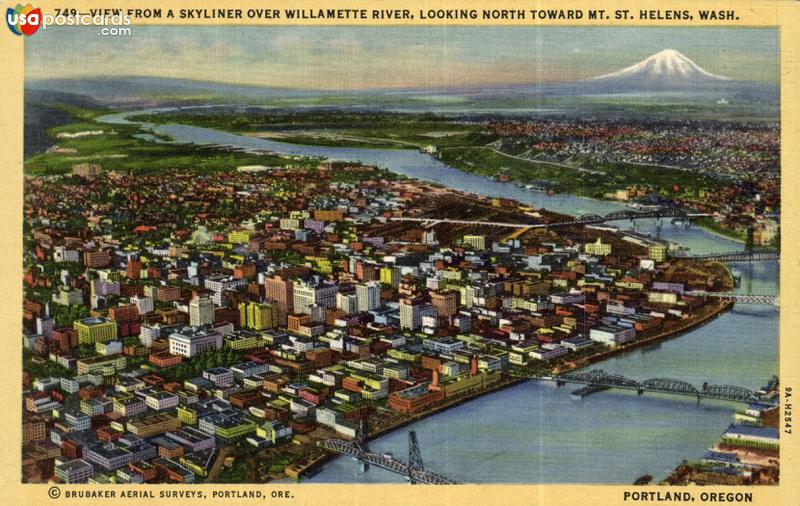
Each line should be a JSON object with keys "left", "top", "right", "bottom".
{"left": 130, "top": 295, "right": 154, "bottom": 315}
{"left": 189, "top": 296, "right": 215, "bottom": 327}
{"left": 336, "top": 293, "right": 358, "bottom": 315}
{"left": 293, "top": 278, "right": 338, "bottom": 314}
{"left": 356, "top": 281, "right": 381, "bottom": 312}
{"left": 55, "top": 459, "right": 94, "bottom": 483}
{"left": 168, "top": 327, "right": 223, "bottom": 357}
{"left": 423, "top": 337, "right": 465, "bottom": 354}
{"left": 145, "top": 391, "right": 179, "bottom": 411}
{"left": 54, "top": 246, "right": 81, "bottom": 263}
{"left": 230, "top": 362, "right": 268, "bottom": 381}
{"left": 589, "top": 325, "right": 636, "bottom": 345}
{"left": 204, "top": 276, "right": 247, "bottom": 306}
{"left": 203, "top": 368, "right": 234, "bottom": 387}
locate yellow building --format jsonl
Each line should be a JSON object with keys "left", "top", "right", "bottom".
{"left": 214, "top": 418, "right": 257, "bottom": 440}
{"left": 462, "top": 235, "right": 486, "bottom": 251}
{"left": 224, "top": 330, "right": 263, "bottom": 350}
{"left": 227, "top": 230, "right": 255, "bottom": 244}
{"left": 76, "top": 354, "right": 127, "bottom": 375}
{"left": 584, "top": 238, "right": 612, "bottom": 257}
{"left": 380, "top": 267, "right": 400, "bottom": 287}
{"left": 239, "top": 301, "right": 279, "bottom": 330}
{"left": 648, "top": 244, "right": 668, "bottom": 262}
{"left": 615, "top": 280, "right": 645, "bottom": 290}
{"left": 177, "top": 405, "right": 198, "bottom": 425}
{"left": 126, "top": 413, "right": 180, "bottom": 438}
{"left": 74, "top": 317, "right": 118, "bottom": 344}
{"left": 387, "top": 348, "right": 420, "bottom": 364}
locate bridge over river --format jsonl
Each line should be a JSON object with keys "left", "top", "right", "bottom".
{"left": 525, "top": 369, "right": 771, "bottom": 404}
{"left": 390, "top": 206, "right": 699, "bottom": 229}
{"left": 318, "top": 430, "right": 459, "bottom": 485}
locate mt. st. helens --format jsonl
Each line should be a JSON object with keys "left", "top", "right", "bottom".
{"left": 525, "top": 48, "right": 779, "bottom": 102}
{"left": 592, "top": 49, "right": 729, "bottom": 88}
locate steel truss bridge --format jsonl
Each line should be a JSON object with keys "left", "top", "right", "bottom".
{"left": 318, "top": 430, "right": 459, "bottom": 485}
{"left": 390, "top": 207, "right": 693, "bottom": 229}
{"left": 672, "top": 250, "right": 779, "bottom": 262}
{"left": 537, "top": 369, "right": 765, "bottom": 404}
{"left": 685, "top": 291, "right": 778, "bottom": 306}
{"left": 390, "top": 213, "right": 779, "bottom": 264}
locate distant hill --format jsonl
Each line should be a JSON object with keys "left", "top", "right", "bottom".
{"left": 25, "top": 76, "right": 317, "bottom": 107}
{"left": 24, "top": 89, "right": 106, "bottom": 158}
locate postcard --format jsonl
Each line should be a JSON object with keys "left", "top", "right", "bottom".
{"left": 3, "top": 1, "right": 798, "bottom": 505}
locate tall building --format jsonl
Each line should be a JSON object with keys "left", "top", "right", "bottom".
{"left": 130, "top": 295, "right": 154, "bottom": 315}
{"left": 204, "top": 276, "right": 247, "bottom": 306}
{"left": 264, "top": 275, "right": 293, "bottom": 325}
{"left": 239, "top": 301, "right": 279, "bottom": 330}
{"left": 189, "top": 296, "right": 215, "bottom": 327}
{"left": 336, "top": 293, "right": 358, "bottom": 315}
{"left": 379, "top": 266, "right": 401, "bottom": 288}
{"left": 126, "top": 260, "right": 142, "bottom": 279}
{"left": 83, "top": 250, "right": 111, "bottom": 268}
{"left": 293, "top": 278, "right": 337, "bottom": 315}
{"left": 399, "top": 298, "right": 436, "bottom": 330}
{"left": 356, "top": 281, "right": 381, "bottom": 312}
{"left": 463, "top": 235, "right": 486, "bottom": 251}
{"left": 430, "top": 289, "right": 458, "bottom": 317}
{"left": 74, "top": 317, "right": 118, "bottom": 344}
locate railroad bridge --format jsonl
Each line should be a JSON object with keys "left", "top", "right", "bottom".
{"left": 672, "top": 250, "right": 779, "bottom": 262}
{"left": 534, "top": 369, "right": 766, "bottom": 404}
{"left": 389, "top": 206, "right": 691, "bottom": 229}
{"left": 685, "top": 291, "right": 778, "bottom": 306}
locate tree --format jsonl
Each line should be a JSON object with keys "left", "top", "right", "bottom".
{"left": 52, "top": 304, "right": 89, "bottom": 328}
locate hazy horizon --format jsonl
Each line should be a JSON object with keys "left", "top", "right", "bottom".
{"left": 25, "top": 26, "right": 778, "bottom": 91}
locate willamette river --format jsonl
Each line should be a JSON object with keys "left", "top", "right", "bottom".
{"left": 99, "top": 110, "right": 779, "bottom": 484}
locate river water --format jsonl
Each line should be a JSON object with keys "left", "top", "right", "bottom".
{"left": 98, "top": 110, "right": 779, "bottom": 484}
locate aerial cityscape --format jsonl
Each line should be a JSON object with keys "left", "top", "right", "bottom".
{"left": 22, "top": 26, "right": 779, "bottom": 485}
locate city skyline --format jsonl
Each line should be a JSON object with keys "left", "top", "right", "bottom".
{"left": 25, "top": 26, "right": 778, "bottom": 90}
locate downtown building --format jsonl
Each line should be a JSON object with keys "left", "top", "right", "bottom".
{"left": 356, "top": 281, "right": 381, "bottom": 312}
{"left": 189, "top": 295, "right": 215, "bottom": 327}
{"left": 264, "top": 275, "right": 293, "bottom": 325}
{"left": 293, "top": 277, "right": 338, "bottom": 314}
{"left": 168, "top": 327, "right": 223, "bottom": 357}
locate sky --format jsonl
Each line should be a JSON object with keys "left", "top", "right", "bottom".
{"left": 25, "top": 26, "right": 779, "bottom": 90}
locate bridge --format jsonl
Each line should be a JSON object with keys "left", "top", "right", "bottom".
{"left": 685, "top": 291, "right": 779, "bottom": 306}
{"left": 531, "top": 369, "right": 766, "bottom": 404}
{"left": 390, "top": 206, "right": 691, "bottom": 229}
{"left": 672, "top": 250, "right": 779, "bottom": 262}
{"left": 318, "top": 430, "right": 459, "bottom": 485}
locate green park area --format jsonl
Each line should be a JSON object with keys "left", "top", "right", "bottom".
{"left": 25, "top": 105, "right": 314, "bottom": 176}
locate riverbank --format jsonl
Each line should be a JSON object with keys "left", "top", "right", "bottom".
{"left": 662, "top": 381, "right": 780, "bottom": 486}
{"left": 291, "top": 299, "right": 734, "bottom": 481}
{"left": 558, "top": 299, "right": 733, "bottom": 374}
{"left": 691, "top": 217, "right": 746, "bottom": 244}
{"left": 288, "top": 374, "right": 527, "bottom": 480}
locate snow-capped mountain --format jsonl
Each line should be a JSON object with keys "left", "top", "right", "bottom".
{"left": 591, "top": 49, "right": 728, "bottom": 89}
{"left": 515, "top": 48, "right": 779, "bottom": 101}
